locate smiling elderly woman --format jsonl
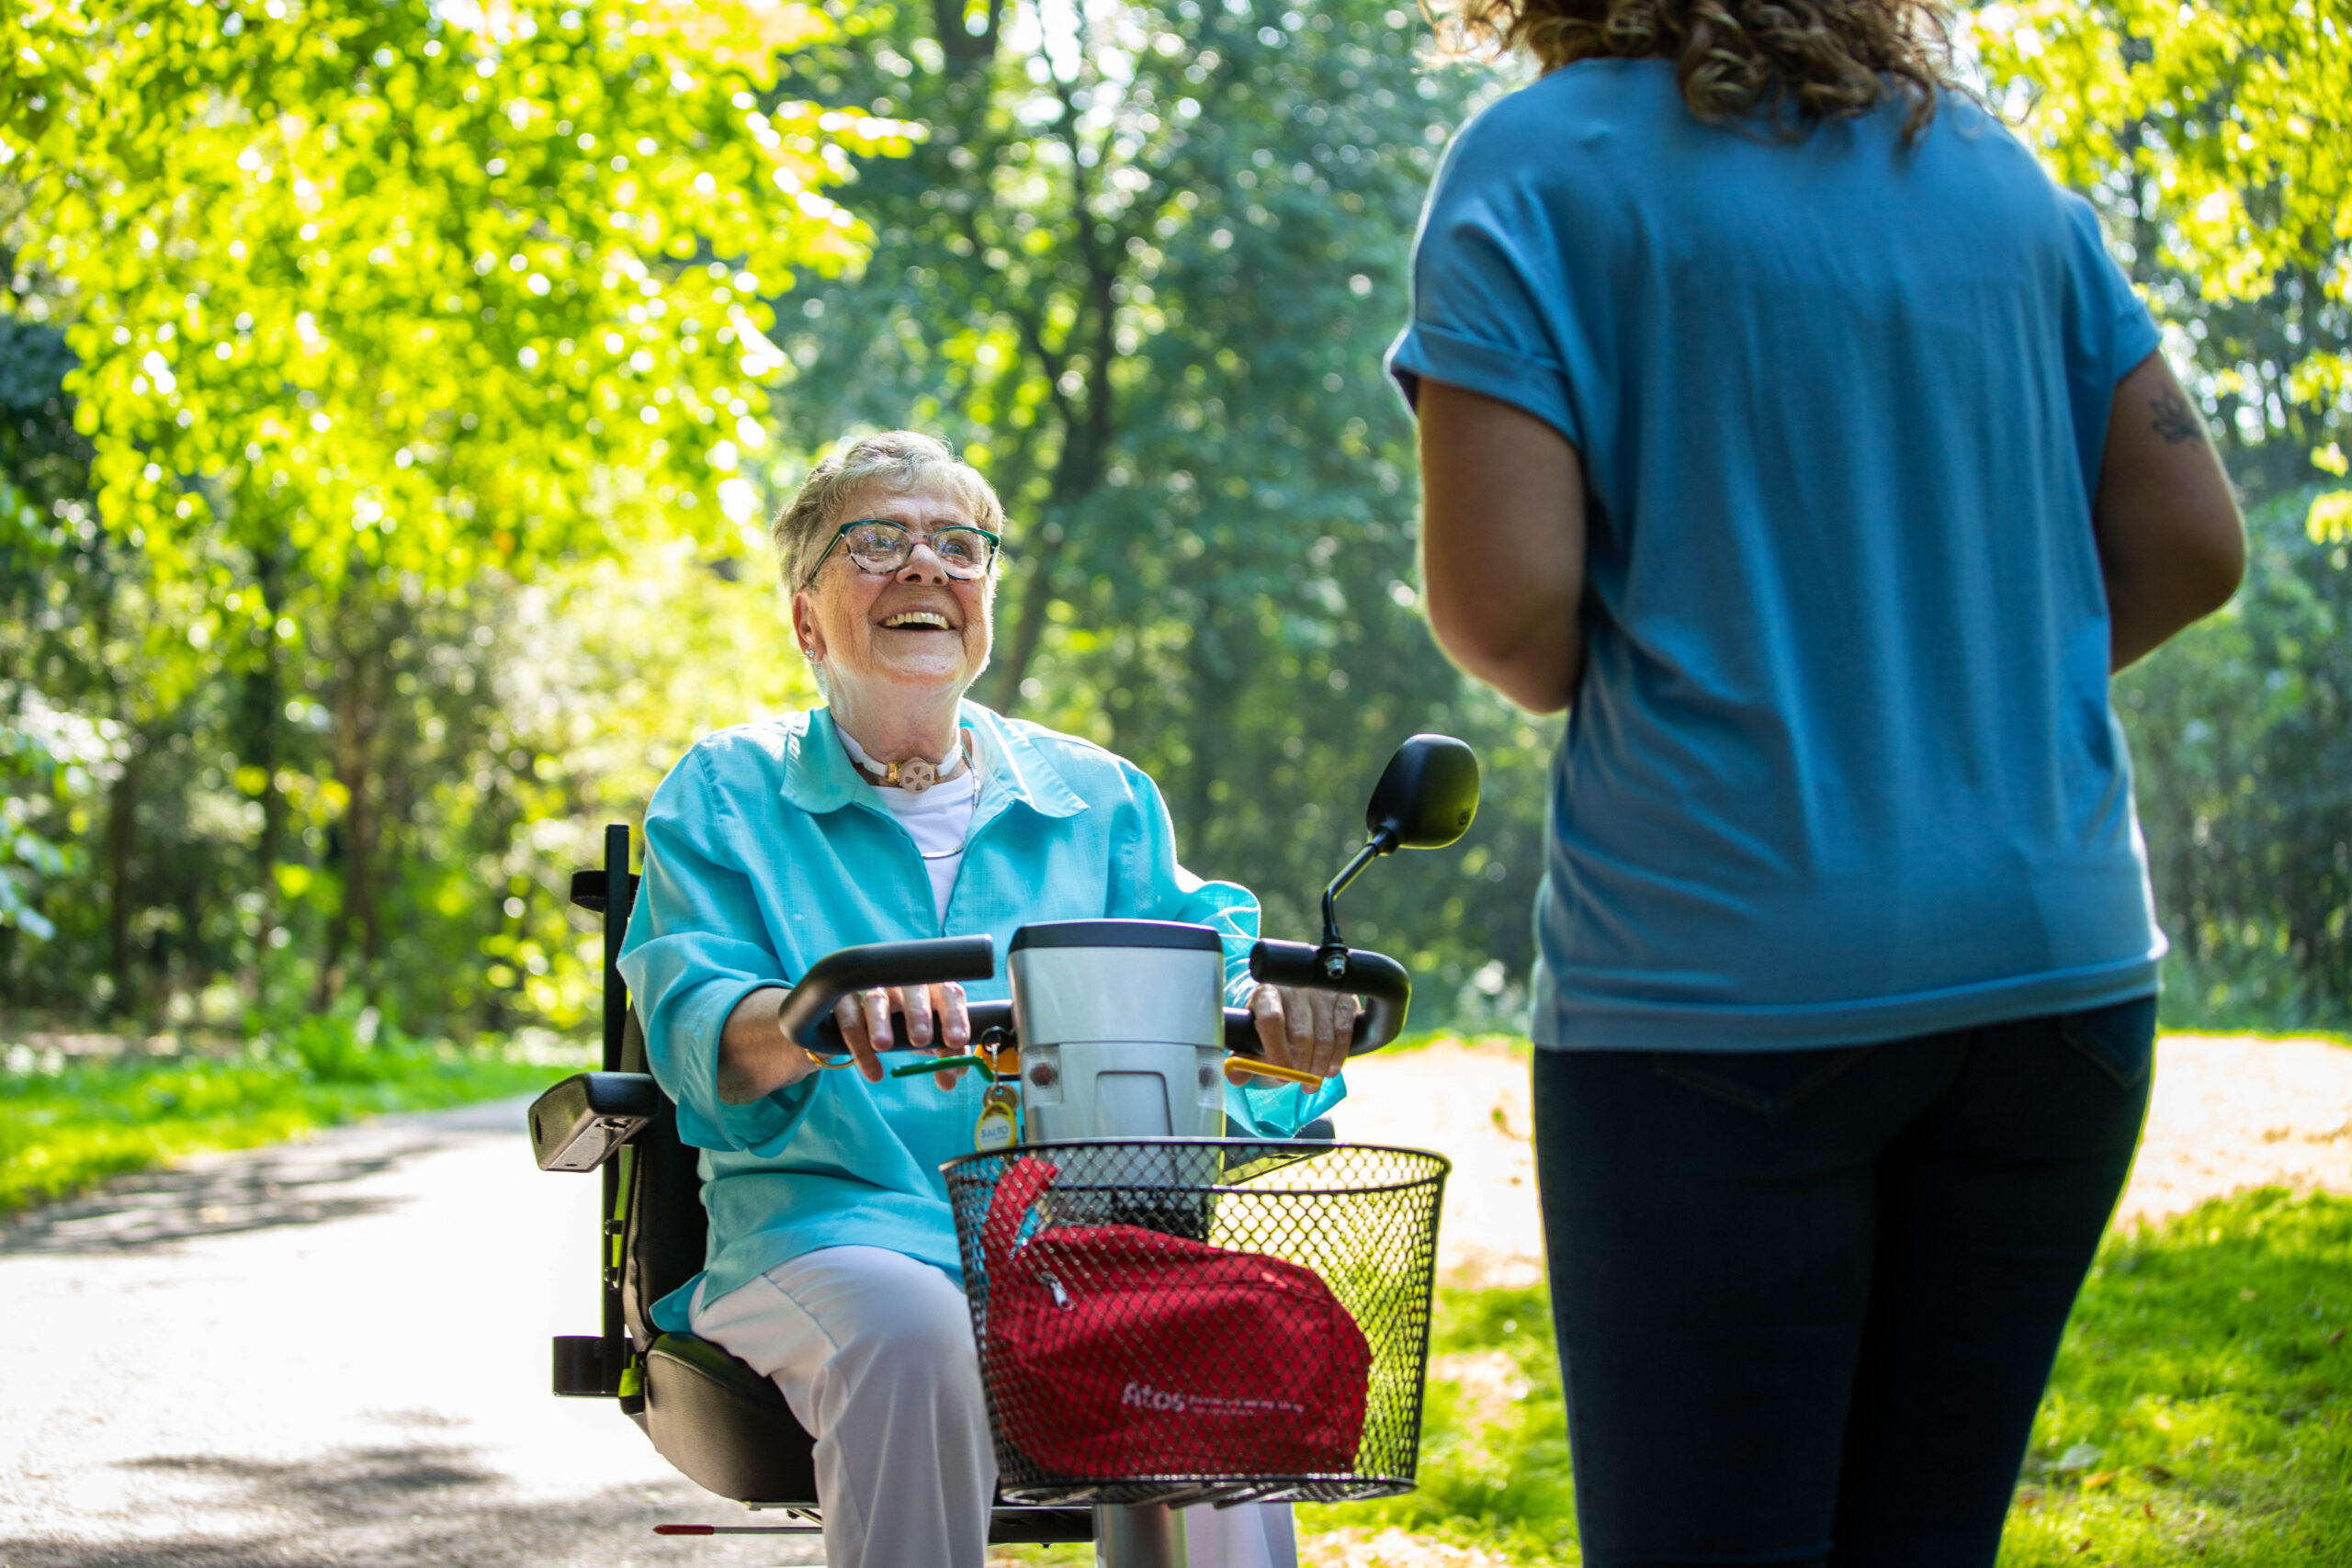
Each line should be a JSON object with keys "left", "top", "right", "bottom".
{"left": 615, "top": 431, "right": 1347, "bottom": 1568}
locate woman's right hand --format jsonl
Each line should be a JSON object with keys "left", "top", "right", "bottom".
{"left": 719, "top": 980, "right": 976, "bottom": 1102}
{"left": 831, "top": 981, "right": 974, "bottom": 1088}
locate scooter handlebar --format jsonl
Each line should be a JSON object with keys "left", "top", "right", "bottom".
{"left": 1243, "top": 939, "right": 1411, "bottom": 1055}
{"left": 775, "top": 931, "right": 1413, "bottom": 1061}
{"left": 777, "top": 936, "right": 998, "bottom": 1052}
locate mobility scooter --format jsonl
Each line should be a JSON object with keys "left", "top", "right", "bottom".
{"left": 526, "top": 735, "right": 1479, "bottom": 1565}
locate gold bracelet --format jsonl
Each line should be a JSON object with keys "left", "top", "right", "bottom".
{"left": 780, "top": 987, "right": 856, "bottom": 1069}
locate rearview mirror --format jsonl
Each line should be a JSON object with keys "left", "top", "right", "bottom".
{"left": 1365, "top": 733, "right": 1480, "bottom": 852}
{"left": 1314, "top": 733, "right": 1484, "bottom": 956}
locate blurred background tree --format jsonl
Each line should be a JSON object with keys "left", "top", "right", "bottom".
{"left": 0, "top": 0, "right": 893, "bottom": 1032}
{"left": 748, "top": 0, "right": 1554, "bottom": 1009}
{"left": 0, "top": 0, "right": 1561, "bottom": 1044}
{"left": 0, "top": 0, "right": 2345, "bottom": 1046}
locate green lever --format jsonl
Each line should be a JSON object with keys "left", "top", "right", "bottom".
{"left": 888, "top": 1054, "right": 998, "bottom": 1082}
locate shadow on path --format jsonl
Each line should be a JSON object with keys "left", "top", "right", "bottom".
{"left": 0, "top": 1100, "right": 530, "bottom": 1258}
{"left": 0, "top": 1439, "right": 798, "bottom": 1568}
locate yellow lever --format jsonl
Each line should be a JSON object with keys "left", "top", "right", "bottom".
{"left": 1223, "top": 1054, "right": 1326, "bottom": 1091}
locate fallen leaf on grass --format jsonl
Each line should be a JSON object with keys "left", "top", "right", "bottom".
{"left": 2056, "top": 1442, "right": 2105, "bottom": 1472}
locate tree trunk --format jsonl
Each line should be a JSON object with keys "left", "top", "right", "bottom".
{"left": 105, "top": 741, "right": 140, "bottom": 1021}
{"left": 978, "top": 526, "right": 1070, "bottom": 715}
{"left": 931, "top": 0, "right": 1001, "bottom": 75}
{"left": 310, "top": 620, "right": 379, "bottom": 1010}
{"left": 352, "top": 645, "right": 384, "bottom": 974}
{"left": 247, "top": 542, "right": 288, "bottom": 1003}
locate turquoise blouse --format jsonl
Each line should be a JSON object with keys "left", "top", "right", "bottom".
{"left": 616, "top": 700, "right": 1346, "bottom": 1330}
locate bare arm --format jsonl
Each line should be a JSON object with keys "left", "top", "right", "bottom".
{"left": 717, "top": 985, "right": 813, "bottom": 1104}
{"left": 1416, "top": 379, "right": 1589, "bottom": 715}
{"left": 2092, "top": 351, "right": 2246, "bottom": 671}
{"left": 718, "top": 980, "right": 975, "bottom": 1101}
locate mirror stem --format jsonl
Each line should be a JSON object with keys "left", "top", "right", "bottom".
{"left": 1318, "top": 829, "right": 1398, "bottom": 963}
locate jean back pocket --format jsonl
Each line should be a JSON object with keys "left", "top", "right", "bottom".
{"left": 2056, "top": 994, "right": 2158, "bottom": 1089}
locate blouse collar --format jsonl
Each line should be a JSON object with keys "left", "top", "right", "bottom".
{"left": 780, "top": 700, "right": 1087, "bottom": 822}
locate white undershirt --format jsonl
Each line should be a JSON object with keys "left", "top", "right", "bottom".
{"left": 837, "top": 729, "right": 980, "bottom": 922}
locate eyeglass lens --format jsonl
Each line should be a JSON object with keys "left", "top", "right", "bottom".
{"left": 842, "top": 521, "right": 995, "bottom": 579}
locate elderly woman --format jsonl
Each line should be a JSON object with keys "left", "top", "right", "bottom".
{"left": 616, "top": 431, "right": 1347, "bottom": 1568}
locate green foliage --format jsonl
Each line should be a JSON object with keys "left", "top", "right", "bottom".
{"left": 0, "top": 0, "right": 873, "bottom": 1024}
{"left": 4, "top": 0, "right": 897, "bottom": 596}
{"left": 1, "top": 0, "right": 1560, "bottom": 1034}
{"left": 0, "top": 1020, "right": 589, "bottom": 1214}
{"left": 2120, "top": 488, "right": 2352, "bottom": 1030}
{"left": 0, "top": 719, "right": 86, "bottom": 939}
{"left": 1974, "top": 0, "right": 2349, "bottom": 510}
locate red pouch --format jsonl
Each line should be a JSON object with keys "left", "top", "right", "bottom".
{"left": 978, "top": 1156, "right": 1372, "bottom": 1480}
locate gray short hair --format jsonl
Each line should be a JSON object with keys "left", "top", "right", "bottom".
{"left": 772, "top": 431, "right": 1007, "bottom": 593}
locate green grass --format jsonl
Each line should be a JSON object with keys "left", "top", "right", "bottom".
{"left": 1999, "top": 1190, "right": 2352, "bottom": 1566}
{"left": 0, "top": 1017, "right": 590, "bottom": 1215}
{"left": 1290, "top": 1190, "right": 2352, "bottom": 1565}
{"left": 1300, "top": 1282, "right": 1577, "bottom": 1561}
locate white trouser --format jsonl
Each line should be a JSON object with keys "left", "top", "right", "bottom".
{"left": 693, "top": 1245, "right": 1297, "bottom": 1568}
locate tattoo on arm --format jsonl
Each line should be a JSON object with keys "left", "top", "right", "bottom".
{"left": 2150, "top": 388, "right": 2203, "bottom": 446}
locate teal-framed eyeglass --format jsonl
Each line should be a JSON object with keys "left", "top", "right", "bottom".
{"left": 803, "top": 518, "right": 1002, "bottom": 589}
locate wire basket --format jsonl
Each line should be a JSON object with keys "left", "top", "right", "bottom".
{"left": 943, "top": 1138, "right": 1449, "bottom": 1509}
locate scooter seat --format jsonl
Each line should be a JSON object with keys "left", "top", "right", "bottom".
{"left": 642, "top": 1331, "right": 818, "bottom": 1506}
{"left": 642, "top": 1331, "right": 1095, "bottom": 1542}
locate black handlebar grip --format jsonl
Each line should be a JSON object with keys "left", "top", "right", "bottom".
{"left": 776, "top": 936, "right": 997, "bottom": 1051}
{"left": 810, "top": 998, "right": 1016, "bottom": 1057}
{"left": 1246, "top": 940, "right": 1411, "bottom": 1055}
{"left": 1223, "top": 1007, "right": 1258, "bottom": 1055}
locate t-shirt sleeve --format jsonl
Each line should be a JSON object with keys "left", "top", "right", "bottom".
{"left": 1387, "top": 120, "right": 1589, "bottom": 449}
{"left": 2059, "top": 193, "right": 2164, "bottom": 502}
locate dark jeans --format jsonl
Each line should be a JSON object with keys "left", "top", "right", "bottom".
{"left": 1531, "top": 997, "right": 2156, "bottom": 1568}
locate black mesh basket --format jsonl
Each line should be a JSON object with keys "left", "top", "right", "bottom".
{"left": 943, "top": 1138, "right": 1449, "bottom": 1509}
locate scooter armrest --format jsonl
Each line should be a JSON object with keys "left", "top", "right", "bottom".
{"left": 529, "top": 1071, "right": 665, "bottom": 1172}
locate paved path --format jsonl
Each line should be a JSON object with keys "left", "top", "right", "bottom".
{"left": 6, "top": 1033, "right": 2346, "bottom": 1566}
{"left": 0, "top": 1100, "right": 818, "bottom": 1568}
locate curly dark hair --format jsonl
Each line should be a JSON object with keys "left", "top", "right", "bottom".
{"left": 1435, "top": 0, "right": 1963, "bottom": 141}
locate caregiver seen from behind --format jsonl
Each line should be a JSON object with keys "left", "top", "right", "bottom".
{"left": 1392, "top": 1, "right": 2245, "bottom": 1564}
{"left": 616, "top": 432, "right": 1351, "bottom": 1568}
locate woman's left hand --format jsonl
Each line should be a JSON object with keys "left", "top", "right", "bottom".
{"left": 1232, "top": 983, "right": 1357, "bottom": 1086}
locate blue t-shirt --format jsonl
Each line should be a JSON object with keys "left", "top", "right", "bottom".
{"left": 1388, "top": 62, "right": 2166, "bottom": 1051}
